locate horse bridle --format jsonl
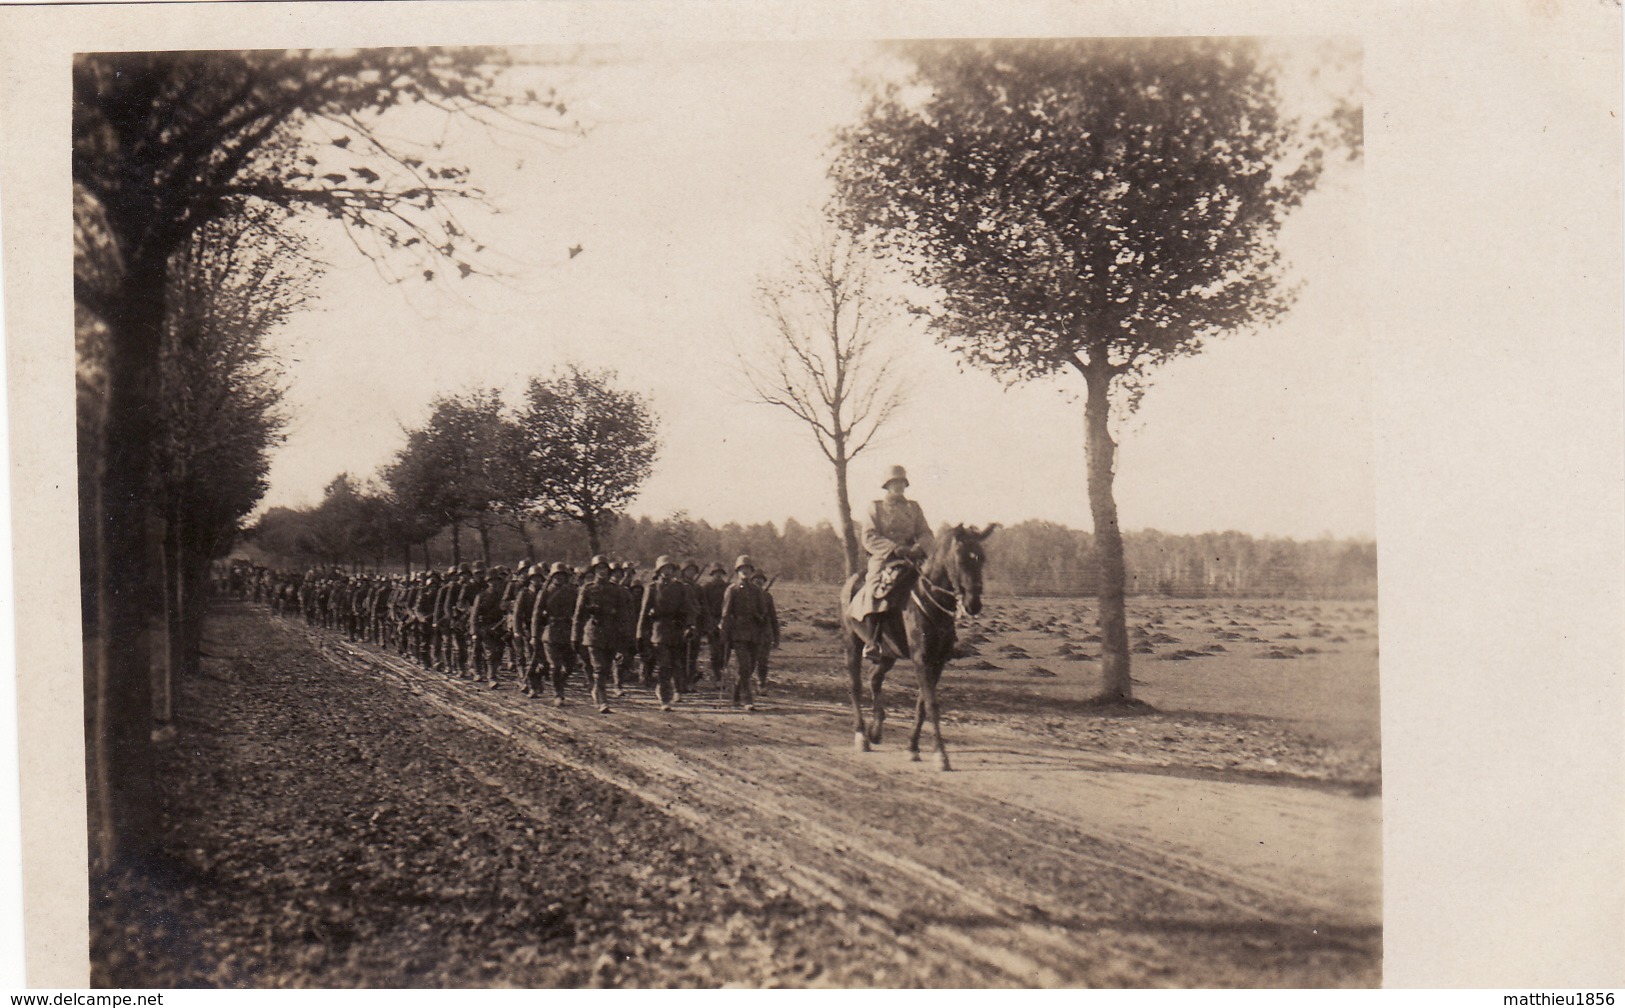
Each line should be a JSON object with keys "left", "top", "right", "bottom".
{"left": 912, "top": 566, "right": 966, "bottom": 621}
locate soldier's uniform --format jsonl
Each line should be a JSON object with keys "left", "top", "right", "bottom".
{"left": 432, "top": 567, "right": 463, "bottom": 673}
{"left": 606, "top": 563, "right": 637, "bottom": 694}
{"left": 700, "top": 563, "right": 729, "bottom": 681}
{"left": 510, "top": 566, "right": 542, "bottom": 693}
{"left": 750, "top": 572, "right": 781, "bottom": 687}
{"left": 469, "top": 569, "right": 510, "bottom": 686}
{"left": 636, "top": 556, "right": 699, "bottom": 710}
{"left": 617, "top": 564, "right": 651, "bottom": 686}
{"left": 571, "top": 556, "right": 625, "bottom": 713}
{"left": 679, "top": 563, "right": 707, "bottom": 692}
{"left": 451, "top": 566, "right": 484, "bottom": 677}
{"left": 531, "top": 564, "right": 578, "bottom": 702}
{"left": 413, "top": 573, "right": 440, "bottom": 666}
{"left": 719, "top": 556, "right": 773, "bottom": 710}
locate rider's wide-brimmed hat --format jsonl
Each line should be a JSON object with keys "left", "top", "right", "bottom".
{"left": 883, "top": 464, "right": 909, "bottom": 489}
{"left": 734, "top": 554, "right": 756, "bottom": 571}
{"left": 653, "top": 555, "right": 679, "bottom": 574}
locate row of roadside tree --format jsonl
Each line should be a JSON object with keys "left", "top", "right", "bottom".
{"left": 245, "top": 492, "right": 1376, "bottom": 601}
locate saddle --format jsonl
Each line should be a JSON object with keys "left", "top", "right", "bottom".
{"left": 869, "top": 559, "right": 918, "bottom": 613}
{"left": 852, "top": 560, "right": 917, "bottom": 660}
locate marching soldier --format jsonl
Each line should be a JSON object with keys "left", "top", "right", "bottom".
{"left": 611, "top": 559, "right": 640, "bottom": 692}
{"left": 636, "top": 555, "right": 699, "bottom": 711}
{"left": 749, "top": 570, "right": 781, "bottom": 688}
{"left": 700, "top": 562, "right": 728, "bottom": 681}
{"left": 450, "top": 563, "right": 482, "bottom": 678}
{"left": 606, "top": 563, "right": 637, "bottom": 696}
{"left": 719, "top": 555, "right": 773, "bottom": 710}
{"left": 616, "top": 562, "right": 652, "bottom": 687}
{"left": 531, "top": 562, "right": 578, "bottom": 703}
{"left": 571, "top": 555, "right": 624, "bottom": 714}
{"left": 470, "top": 566, "right": 510, "bottom": 688}
{"left": 432, "top": 565, "right": 462, "bottom": 674}
{"left": 680, "top": 561, "right": 707, "bottom": 693}
{"left": 414, "top": 570, "right": 441, "bottom": 667}
{"left": 509, "top": 564, "right": 543, "bottom": 692}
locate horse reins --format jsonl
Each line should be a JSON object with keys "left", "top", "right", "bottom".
{"left": 911, "top": 568, "right": 961, "bottom": 621}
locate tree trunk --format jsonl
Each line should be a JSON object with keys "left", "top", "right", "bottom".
{"left": 517, "top": 520, "right": 536, "bottom": 564}
{"left": 583, "top": 514, "right": 601, "bottom": 557}
{"left": 403, "top": 543, "right": 412, "bottom": 575}
{"left": 450, "top": 523, "right": 462, "bottom": 566}
{"left": 1082, "top": 360, "right": 1133, "bottom": 702}
{"left": 157, "top": 509, "right": 177, "bottom": 733}
{"left": 833, "top": 444, "right": 861, "bottom": 579}
{"left": 180, "top": 553, "right": 209, "bottom": 679}
{"left": 85, "top": 258, "right": 167, "bottom": 874}
{"left": 476, "top": 522, "right": 491, "bottom": 565}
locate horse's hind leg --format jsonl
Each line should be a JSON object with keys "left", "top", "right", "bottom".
{"left": 845, "top": 633, "right": 870, "bottom": 752}
{"left": 921, "top": 664, "right": 950, "bottom": 771}
{"left": 867, "top": 658, "right": 893, "bottom": 745}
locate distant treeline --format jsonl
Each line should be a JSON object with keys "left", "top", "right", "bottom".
{"left": 243, "top": 509, "right": 1375, "bottom": 600}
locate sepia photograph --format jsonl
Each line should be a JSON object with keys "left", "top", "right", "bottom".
{"left": 3, "top": 0, "right": 1622, "bottom": 992}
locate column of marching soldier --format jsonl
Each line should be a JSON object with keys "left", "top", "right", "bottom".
{"left": 231, "top": 554, "right": 781, "bottom": 714}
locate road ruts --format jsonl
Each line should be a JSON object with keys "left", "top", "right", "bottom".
{"left": 303, "top": 616, "right": 1380, "bottom": 987}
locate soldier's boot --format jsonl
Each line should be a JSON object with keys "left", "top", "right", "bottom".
{"left": 591, "top": 665, "right": 610, "bottom": 714}
{"left": 486, "top": 642, "right": 503, "bottom": 688}
{"left": 861, "top": 615, "right": 884, "bottom": 662}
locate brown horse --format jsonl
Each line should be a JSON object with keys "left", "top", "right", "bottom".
{"left": 840, "top": 523, "right": 996, "bottom": 771}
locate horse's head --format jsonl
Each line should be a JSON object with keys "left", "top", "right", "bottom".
{"left": 935, "top": 523, "right": 997, "bottom": 618}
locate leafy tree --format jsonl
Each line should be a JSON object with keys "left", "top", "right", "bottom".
{"left": 382, "top": 389, "right": 511, "bottom": 565}
{"left": 517, "top": 364, "right": 660, "bottom": 556}
{"left": 740, "top": 228, "right": 910, "bottom": 577}
{"left": 834, "top": 38, "right": 1342, "bottom": 703}
{"left": 155, "top": 213, "right": 300, "bottom": 689}
{"left": 74, "top": 46, "right": 574, "bottom": 871}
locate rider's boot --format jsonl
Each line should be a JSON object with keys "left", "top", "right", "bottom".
{"left": 862, "top": 615, "right": 883, "bottom": 662}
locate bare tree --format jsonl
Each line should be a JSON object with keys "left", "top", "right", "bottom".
{"left": 741, "top": 228, "right": 909, "bottom": 578}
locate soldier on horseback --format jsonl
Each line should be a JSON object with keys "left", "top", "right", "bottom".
{"left": 849, "top": 464, "right": 935, "bottom": 662}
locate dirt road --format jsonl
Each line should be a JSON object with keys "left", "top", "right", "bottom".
{"left": 309, "top": 604, "right": 1381, "bottom": 987}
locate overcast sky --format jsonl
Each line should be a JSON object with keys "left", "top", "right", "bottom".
{"left": 260, "top": 39, "right": 1370, "bottom": 540}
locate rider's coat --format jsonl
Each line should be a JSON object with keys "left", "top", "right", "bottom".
{"left": 850, "top": 495, "right": 934, "bottom": 619}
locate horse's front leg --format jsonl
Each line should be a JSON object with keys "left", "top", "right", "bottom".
{"left": 867, "top": 658, "right": 893, "bottom": 745}
{"left": 845, "top": 633, "right": 870, "bottom": 751}
{"left": 921, "top": 662, "right": 950, "bottom": 771}
{"left": 908, "top": 687, "right": 927, "bottom": 762}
